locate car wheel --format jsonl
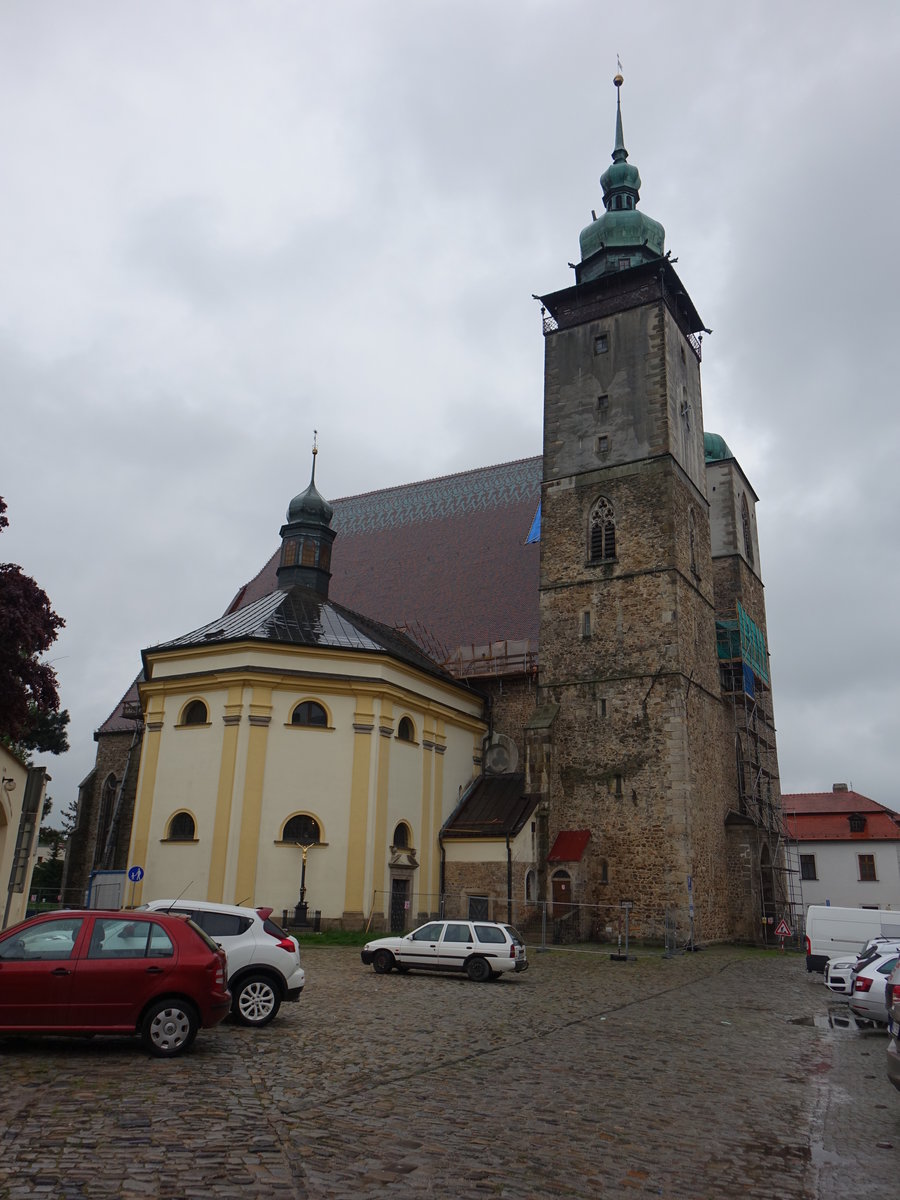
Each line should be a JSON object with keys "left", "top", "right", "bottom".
{"left": 466, "top": 956, "right": 492, "bottom": 983}
{"left": 233, "top": 975, "right": 282, "bottom": 1027}
{"left": 372, "top": 949, "right": 394, "bottom": 974}
{"left": 140, "top": 999, "right": 199, "bottom": 1057}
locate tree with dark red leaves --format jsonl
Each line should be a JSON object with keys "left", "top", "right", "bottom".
{"left": 0, "top": 497, "right": 70, "bottom": 754}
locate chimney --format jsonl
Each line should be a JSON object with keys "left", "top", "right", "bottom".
{"left": 833, "top": 783, "right": 849, "bottom": 792}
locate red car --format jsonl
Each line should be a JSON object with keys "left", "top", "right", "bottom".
{"left": 0, "top": 909, "right": 231, "bottom": 1057}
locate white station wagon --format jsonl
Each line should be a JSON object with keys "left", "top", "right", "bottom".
{"left": 361, "top": 919, "right": 528, "bottom": 982}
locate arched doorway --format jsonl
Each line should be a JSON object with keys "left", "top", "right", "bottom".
{"left": 551, "top": 869, "right": 572, "bottom": 918}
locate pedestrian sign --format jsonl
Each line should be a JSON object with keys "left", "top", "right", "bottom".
{"left": 774, "top": 919, "right": 792, "bottom": 938}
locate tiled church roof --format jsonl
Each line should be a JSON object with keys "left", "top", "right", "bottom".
{"left": 99, "top": 457, "right": 541, "bottom": 734}
{"left": 227, "top": 456, "right": 542, "bottom": 664}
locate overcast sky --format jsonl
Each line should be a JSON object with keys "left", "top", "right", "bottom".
{"left": 3, "top": 1, "right": 899, "bottom": 823}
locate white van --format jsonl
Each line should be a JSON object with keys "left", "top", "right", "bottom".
{"left": 805, "top": 905, "right": 900, "bottom": 972}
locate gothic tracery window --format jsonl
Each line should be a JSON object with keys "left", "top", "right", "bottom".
{"left": 589, "top": 497, "right": 616, "bottom": 562}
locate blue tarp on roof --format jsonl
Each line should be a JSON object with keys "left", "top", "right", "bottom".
{"left": 525, "top": 501, "right": 541, "bottom": 544}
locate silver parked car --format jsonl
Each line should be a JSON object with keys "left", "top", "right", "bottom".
{"left": 849, "top": 951, "right": 899, "bottom": 1025}
{"left": 361, "top": 919, "right": 528, "bottom": 982}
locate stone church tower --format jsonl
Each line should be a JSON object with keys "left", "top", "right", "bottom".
{"left": 532, "top": 74, "right": 753, "bottom": 940}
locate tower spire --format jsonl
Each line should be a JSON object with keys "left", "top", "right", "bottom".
{"left": 276, "top": 430, "right": 336, "bottom": 596}
{"left": 575, "top": 69, "right": 666, "bottom": 283}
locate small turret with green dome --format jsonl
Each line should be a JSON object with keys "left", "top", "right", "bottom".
{"left": 277, "top": 432, "right": 337, "bottom": 596}
{"left": 577, "top": 72, "right": 666, "bottom": 284}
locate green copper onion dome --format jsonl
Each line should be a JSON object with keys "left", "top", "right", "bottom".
{"left": 578, "top": 73, "right": 665, "bottom": 283}
{"left": 704, "top": 432, "right": 733, "bottom": 462}
{"left": 278, "top": 434, "right": 337, "bottom": 596}
{"left": 287, "top": 444, "right": 333, "bottom": 525}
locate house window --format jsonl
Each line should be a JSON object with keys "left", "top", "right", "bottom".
{"left": 593, "top": 333, "right": 608, "bottom": 355}
{"left": 291, "top": 701, "right": 328, "bottom": 727}
{"left": 597, "top": 394, "right": 609, "bottom": 414}
{"left": 598, "top": 858, "right": 609, "bottom": 884}
{"left": 182, "top": 700, "right": 208, "bottom": 726}
{"left": 166, "top": 812, "right": 195, "bottom": 841}
{"left": 581, "top": 611, "right": 591, "bottom": 639}
{"left": 397, "top": 716, "right": 415, "bottom": 742}
{"left": 599, "top": 698, "right": 607, "bottom": 718}
{"left": 849, "top": 813, "right": 866, "bottom": 833}
{"left": 392, "top": 822, "right": 410, "bottom": 849}
{"left": 597, "top": 435, "right": 609, "bottom": 456}
{"left": 613, "top": 773, "right": 624, "bottom": 797}
{"left": 283, "top": 815, "right": 321, "bottom": 844}
{"left": 799, "top": 854, "right": 817, "bottom": 881}
{"left": 858, "top": 854, "right": 877, "bottom": 882}
{"left": 589, "top": 497, "right": 616, "bottom": 562}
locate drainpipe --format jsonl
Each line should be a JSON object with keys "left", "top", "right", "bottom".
{"left": 438, "top": 834, "right": 446, "bottom": 918}
{"left": 506, "top": 832, "right": 513, "bottom": 924}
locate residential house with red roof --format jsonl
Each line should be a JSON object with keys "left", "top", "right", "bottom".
{"left": 783, "top": 785, "right": 900, "bottom": 910}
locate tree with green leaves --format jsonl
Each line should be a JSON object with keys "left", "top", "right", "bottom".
{"left": 0, "top": 496, "right": 70, "bottom": 755}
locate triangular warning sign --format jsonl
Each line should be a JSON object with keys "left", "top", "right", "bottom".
{"left": 774, "top": 919, "right": 792, "bottom": 937}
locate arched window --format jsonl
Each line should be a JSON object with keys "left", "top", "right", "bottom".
{"left": 167, "top": 812, "right": 196, "bottom": 841}
{"left": 95, "top": 773, "right": 117, "bottom": 863}
{"left": 741, "top": 494, "right": 755, "bottom": 566}
{"left": 589, "top": 497, "right": 616, "bottom": 562}
{"left": 283, "top": 814, "right": 321, "bottom": 844}
{"left": 525, "top": 869, "right": 537, "bottom": 903}
{"left": 182, "top": 700, "right": 208, "bottom": 726}
{"left": 397, "top": 716, "right": 415, "bottom": 742}
{"left": 392, "top": 822, "right": 410, "bottom": 849}
{"left": 291, "top": 701, "right": 328, "bottom": 728}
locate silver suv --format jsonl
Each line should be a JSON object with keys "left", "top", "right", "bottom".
{"left": 141, "top": 899, "right": 305, "bottom": 1026}
{"left": 361, "top": 919, "right": 528, "bottom": 981}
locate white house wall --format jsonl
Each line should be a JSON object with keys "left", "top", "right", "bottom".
{"left": 791, "top": 840, "right": 900, "bottom": 910}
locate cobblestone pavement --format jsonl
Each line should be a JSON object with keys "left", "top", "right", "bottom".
{"left": 0, "top": 945, "right": 898, "bottom": 1198}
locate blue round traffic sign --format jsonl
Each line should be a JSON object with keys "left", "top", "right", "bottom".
{"left": 127, "top": 865, "right": 144, "bottom": 882}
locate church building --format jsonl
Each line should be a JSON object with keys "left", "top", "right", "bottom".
{"left": 64, "top": 77, "right": 794, "bottom": 943}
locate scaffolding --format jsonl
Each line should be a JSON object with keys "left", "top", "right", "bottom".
{"left": 716, "top": 603, "right": 804, "bottom": 944}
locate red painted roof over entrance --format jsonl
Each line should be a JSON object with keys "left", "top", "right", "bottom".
{"left": 547, "top": 830, "right": 591, "bottom": 862}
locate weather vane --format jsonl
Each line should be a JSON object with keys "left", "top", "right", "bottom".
{"left": 312, "top": 429, "right": 318, "bottom": 457}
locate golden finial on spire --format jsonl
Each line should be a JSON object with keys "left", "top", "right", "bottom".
{"left": 312, "top": 429, "right": 318, "bottom": 457}
{"left": 614, "top": 54, "right": 623, "bottom": 88}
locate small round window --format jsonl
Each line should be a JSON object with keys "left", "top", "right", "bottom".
{"left": 283, "top": 815, "right": 321, "bottom": 844}
{"left": 291, "top": 701, "right": 328, "bottom": 727}
{"left": 167, "top": 812, "right": 196, "bottom": 841}
{"left": 182, "top": 700, "right": 208, "bottom": 725}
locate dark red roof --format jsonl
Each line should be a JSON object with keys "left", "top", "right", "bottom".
{"left": 229, "top": 457, "right": 541, "bottom": 662}
{"left": 547, "top": 830, "right": 591, "bottom": 862}
{"left": 782, "top": 790, "right": 900, "bottom": 842}
{"left": 99, "top": 457, "right": 541, "bottom": 736}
